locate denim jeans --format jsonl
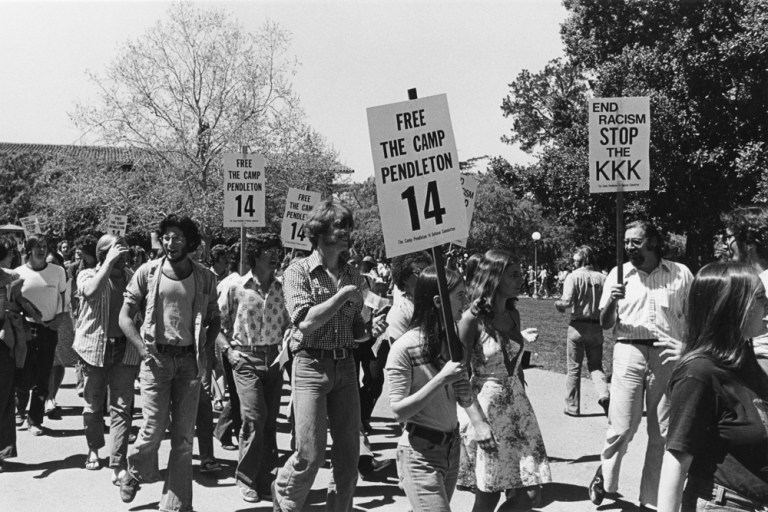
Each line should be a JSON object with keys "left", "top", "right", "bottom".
{"left": 231, "top": 347, "right": 282, "bottom": 493}
{"left": 354, "top": 337, "right": 389, "bottom": 424}
{"left": 0, "top": 342, "right": 17, "bottom": 460}
{"left": 274, "top": 352, "right": 360, "bottom": 512}
{"left": 128, "top": 351, "right": 201, "bottom": 512}
{"left": 213, "top": 354, "right": 241, "bottom": 445}
{"left": 601, "top": 342, "right": 673, "bottom": 508}
{"left": 16, "top": 324, "right": 58, "bottom": 427}
{"left": 195, "top": 344, "right": 215, "bottom": 462}
{"left": 80, "top": 338, "right": 139, "bottom": 469}
{"left": 682, "top": 483, "right": 757, "bottom": 512}
{"left": 396, "top": 429, "right": 461, "bottom": 512}
{"left": 565, "top": 323, "right": 609, "bottom": 414}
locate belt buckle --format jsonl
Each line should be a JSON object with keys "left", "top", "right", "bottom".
{"left": 332, "top": 348, "right": 346, "bottom": 359}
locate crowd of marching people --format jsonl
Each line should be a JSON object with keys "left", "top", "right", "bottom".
{"left": 2, "top": 201, "right": 768, "bottom": 512}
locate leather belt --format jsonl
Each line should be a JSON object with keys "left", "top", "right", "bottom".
{"left": 232, "top": 344, "right": 279, "bottom": 354}
{"left": 155, "top": 344, "right": 195, "bottom": 355}
{"left": 298, "top": 347, "right": 352, "bottom": 360}
{"left": 686, "top": 476, "right": 768, "bottom": 511}
{"left": 405, "top": 423, "right": 457, "bottom": 445}
{"left": 617, "top": 339, "right": 657, "bottom": 346}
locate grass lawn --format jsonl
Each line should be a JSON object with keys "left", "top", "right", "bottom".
{"left": 516, "top": 296, "right": 614, "bottom": 378}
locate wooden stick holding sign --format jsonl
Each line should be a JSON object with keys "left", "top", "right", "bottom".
{"left": 616, "top": 184, "right": 624, "bottom": 284}
{"left": 406, "top": 88, "right": 462, "bottom": 364}
{"left": 239, "top": 145, "right": 248, "bottom": 276}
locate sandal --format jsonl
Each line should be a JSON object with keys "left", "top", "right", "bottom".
{"left": 85, "top": 457, "right": 101, "bottom": 471}
{"left": 199, "top": 459, "right": 220, "bottom": 474}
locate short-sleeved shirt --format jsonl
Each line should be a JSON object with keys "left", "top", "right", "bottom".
{"left": 282, "top": 251, "right": 365, "bottom": 352}
{"left": 667, "top": 355, "right": 768, "bottom": 503}
{"left": 218, "top": 271, "right": 290, "bottom": 347}
{"left": 15, "top": 263, "right": 67, "bottom": 322}
{"left": 385, "top": 287, "right": 414, "bottom": 343}
{"left": 560, "top": 267, "right": 605, "bottom": 321}
{"left": 599, "top": 259, "right": 692, "bottom": 342}
{"left": 386, "top": 327, "right": 457, "bottom": 435}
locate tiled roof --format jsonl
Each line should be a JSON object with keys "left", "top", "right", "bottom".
{"left": 0, "top": 142, "right": 354, "bottom": 172}
{"left": 0, "top": 142, "right": 146, "bottom": 164}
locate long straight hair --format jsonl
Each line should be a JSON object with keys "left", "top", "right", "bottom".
{"left": 409, "top": 266, "right": 464, "bottom": 365}
{"left": 683, "top": 262, "right": 762, "bottom": 370}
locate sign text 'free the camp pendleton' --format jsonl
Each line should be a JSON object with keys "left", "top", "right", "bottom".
{"left": 223, "top": 152, "right": 266, "bottom": 227}
{"left": 280, "top": 188, "right": 321, "bottom": 251}
{"left": 106, "top": 214, "right": 128, "bottom": 236}
{"left": 588, "top": 97, "right": 650, "bottom": 193}
{"left": 367, "top": 93, "right": 468, "bottom": 258}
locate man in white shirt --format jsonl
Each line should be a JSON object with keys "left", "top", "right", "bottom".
{"left": 589, "top": 220, "right": 693, "bottom": 510}
{"left": 14, "top": 234, "right": 67, "bottom": 436}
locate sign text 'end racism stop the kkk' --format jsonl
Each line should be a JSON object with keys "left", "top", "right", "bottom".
{"left": 588, "top": 97, "right": 650, "bottom": 194}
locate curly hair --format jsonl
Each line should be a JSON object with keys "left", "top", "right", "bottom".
{"left": 721, "top": 206, "right": 768, "bottom": 262}
{"left": 157, "top": 215, "right": 202, "bottom": 252}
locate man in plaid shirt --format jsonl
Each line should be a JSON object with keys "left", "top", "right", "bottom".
{"left": 272, "top": 200, "right": 366, "bottom": 512}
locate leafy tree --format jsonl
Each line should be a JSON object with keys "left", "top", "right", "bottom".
{"left": 71, "top": 3, "right": 340, "bottom": 238}
{"left": 0, "top": 152, "right": 49, "bottom": 227}
{"left": 501, "top": 0, "right": 768, "bottom": 270}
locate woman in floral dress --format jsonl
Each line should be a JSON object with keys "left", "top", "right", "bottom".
{"left": 458, "top": 249, "right": 551, "bottom": 511}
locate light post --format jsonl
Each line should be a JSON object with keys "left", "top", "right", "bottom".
{"left": 531, "top": 231, "right": 541, "bottom": 299}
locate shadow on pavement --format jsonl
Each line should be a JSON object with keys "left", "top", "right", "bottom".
{"left": 128, "top": 501, "right": 161, "bottom": 511}
{"left": 6, "top": 453, "right": 86, "bottom": 478}
{"left": 548, "top": 453, "right": 601, "bottom": 464}
{"left": 300, "top": 482, "right": 405, "bottom": 511}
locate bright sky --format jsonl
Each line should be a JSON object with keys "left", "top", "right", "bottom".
{"left": 0, "top": 0, "right": 567, "bottom": 182}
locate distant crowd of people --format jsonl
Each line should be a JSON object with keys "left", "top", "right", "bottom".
{"left": 2, "top": 203, "right": 768, "bottom": 512}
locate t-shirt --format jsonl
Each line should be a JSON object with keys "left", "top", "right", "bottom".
{"left": 385, "top": 287, "right": 414, "bottom": 344}
{"left": 666, "top": 355, "right": 768, "bottom": 503}
{"left": 15, "top": 263, "right": 67, "bottom": 322}
{"left": 386, "top": 327, "right": 457, "bottom": 436}
{"left": 155, "top": 271, "right": 196, "bottom": 346}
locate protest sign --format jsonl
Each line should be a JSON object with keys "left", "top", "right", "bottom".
{"left": 589, "top": 97, "right": 650, "bottom": 193}
{"left": 453, "top": 173, "right": 479, "bottom": 248}
{"left": 106, "top": 214, "right": 128, "bottom": 236}
{"left": 280, "top": 188, "right": 321, "bottom": 251}
{"left": 19, "top": 216, "right": 42, "bottom": 239}
{"left": 223, "top": 152, "right": 266, "bottom": 227}
{"left": 367, "top": 93, "right": 468, "bottom": 258}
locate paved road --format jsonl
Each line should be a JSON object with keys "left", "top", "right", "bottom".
{"left": 0, "top": 366, "right": 648, "bottom": 511}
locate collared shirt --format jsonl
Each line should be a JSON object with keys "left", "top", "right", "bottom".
{"left": 283, "top": 251, "right": 365, "bottom": 352}
{"left": 123, "top": 257, "right": 219, "bottom": 377}
{"left": 560, "top": 267, "right": 606, "bottom": 321}
{"left": 73, "top": 265, "right": 140, "bottom": 367}
{"left": 219, "top": 271, "right": 290, "bottom": 347}
{"left": 599, "top": 259, "right": 693, "bottom": 342}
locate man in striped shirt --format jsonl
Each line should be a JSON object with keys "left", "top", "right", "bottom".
{"left": 73, "top": 234, "right": 137, "bottom": 479}
{"left": 272, "top": 200, "right": 366, "bottom": 512}
{"left": 589, "top": 220, "right": 693, "bottom": 511}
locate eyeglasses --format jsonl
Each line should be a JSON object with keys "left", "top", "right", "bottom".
{"left": 162, "top": 235, "right": 186, "bottom": 244}
{"left": 262, "top": 248, "right": 280, "bottom": 256}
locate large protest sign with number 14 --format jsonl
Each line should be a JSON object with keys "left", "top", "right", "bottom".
{"left": 367, "top": 94, "right": 468, "bottom": 258}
